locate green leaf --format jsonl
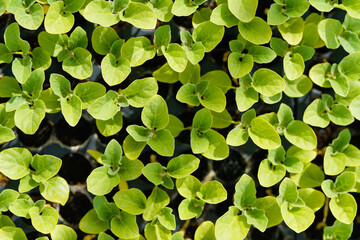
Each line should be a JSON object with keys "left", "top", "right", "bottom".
{"left": 31, "top": 154, "right": 61, "bottom": 183}
{"left": 171, "top": 0, "right": 198, "bottom": 17}
{"left": 32, "top": 47, "right": 52, "bottom": 70}
{"left": 280, "top": 202, "right": 315, "bottom": 233}
{"left": 62, "top": 48, "right": 93, "bottom": 80}
{"left": 277, "top": 103, "right": 294, "bottom": 128}
{"left": 142, "top": 162, "right": 166, "bottom": 185}
{"left": 113, "top": 0, "right": 129, "bottom": 13}
{"left": 228, "top": 53, "right": 253, "bottom": 79}
{"left": 324, "top": 146, "right": 346, "bottom": 176}
{"left": 142, "top": 95, "right": 169, "bottom": 130}
{"left": 328, "top": 104, "right": 354, "bottom": 126}
{"left": 284, "top": 52, "right": 304, "bottom": 81}
{"left": 192, "top": 108, "right": 212, "bottom": 132}
{"left": 60, "top": 95, "right": 82, "bottom": 127}
{"left": 12, "top": 56, "right": 32, "bottom": 84}
{"left": 163, "top": 44, "right": 188, "bottom": 72}
{"left": 179, "top": 62, "right": 201, "bottom": 84}
{"left": 184, "top": 42, "right": 205, "bottom": 65}
{"left": 298, "top": 188, "right": 325, "bottom": 212}
{"left": 93, "top": 195, "right": 120, "bottom": 221}
{"left": 342, "top": 0, "right": 360, "bottom": 19}
{"left": 121, "top": 2, "right": 157, "bottom": 29}
{"left": 235, "top": 85, "right": 258, "bottom": 112}
{"left": 339, "top": 52, "right": 360, "bottom": 80}
{"left": 270, "top": 37, "right": 288, "bottom": 57}
{"left": 278, "top": 17, "right": 304, "bottom": 45}
{"left": 91, "top": 26, "right": 120, "bottom": 55}
{"left": 210, "top": 3, "right": 239, "bottom": 28}
{"left": 153, "top": 63, "right": 179, "bottom": 83}
{"left": 101, "top": 139, "right": 122, "bottom": 166}
{"left": 0, "top": 126, "right": 15, "bottom": 143}
{"left": 39, "top": 176, "right": 69, "bottom": 205}
{"left": 110, "top": 211, "right": 138, "bottom": 239}
{"left": 339, "top": 31, "right": 360, "bottom": 54}
{"left": 284, "top": 0, "right": 310, "bottom": 17}
{"left": 123, "top": 135, "right": 147, "bottom": 160}
{"left": 13, "top": 3, "right": 44, "bottom": 30}
{"left": 0, "top": 189, "right": 19, "bottom": 212}
{"left": 0, "top": 43, "right": 13, "bottom": 64}
{"left": 324, "top": 220, "right": 353, "bottom": 240}
{"left": 284, "top": 75, "right": 313, "bottom": 98}
{"left": 117, "top": 157, "right": 144, "bottom": 181}
{"left": 144, "top": 221, "right": 171, "bottom": 240}
{"left": 291, "top": 163, "right": 324, "bottom": 188}
{"left": 258, "top": 159, "right": 286, "bottom": 187}
{"left": 29, "top": 206, "right": 59, "bottom": 234}
{"left": 154, "top": 25, "right": 171, "bottom": 47}
{"left": 88, "top": 90, "right": 119, "bottom": 120}
{"left": 330, "top": 193, "right": 357, "bottom": 224}
{"left": 284, "top": 120, "right": 317, "bottom": 150}
{"left": 113, "top": 189, "right": 147, "bottom": 215}
{"left": 210, "top": 109, "right": 232, "bottom": 129}
{"left": 201, "top": 70, "right": 231, "bottom": 94}
{"left": 193, "top": 21, "right": 224, "bottom": 52}
{"left": 199, "top": 86, "right": 226, "bottom": 113}
{"left": 254, "top": 196, "right": 283, "bottom": 228}
{"left": 79, "top": 209, "right": 108, "bottom": 234}
{"left": 234, "top": 174, "right": 256, "bottom": 210}
{"left": 44, "top": 1, "right": 74, "bottom": 34}
{"left": 303, "top": 99, "right": 330, "bottom": 128}
{"left": 143, "top": 186, "right": 170, "bottom": 221}
{"left": 252, "top": 68, "right": 285, "bottom": 97}
{"left": 249, "top": 117, "right": 281, "bottom": 150}
{"left": 267, "top": 4, "right": 289, "bottom": 25}
{"left": 332, "top": 129, "right": 351, "bottom": 153}
{"left": 122, "top": 37, "right": 156, "bottom": 67}
{"left": 49, "top": 74, "right": 71, "bottom": 98}
{"left": 317, "top": 18, "right": 342, "bottom": 49}
{"left": 149, "top": 0, "right": 173, "bottom": 22}
{"left": 243, "top": 208, "right": 268, "bottom": 232}
{"left": 8, "top": 194, "right": 33, "bottom": 218}
{"left": 147, "top": 129, "right": 175, "bottom": 157}
{"left": 226, "top": 125, "right": 249, "bottom": 146}
{"left": 167, "top": 154, "right": 200, "bottom": 178}
{"left": 50, "top": 225, "right": 77, "bottom": 240}
{"left": 158, "top": 207, "right": 176, "bottom": 230}
{"left": 248, "top": 46, "right": 276, "bottom": 64}
{"left": 202, "top": 129, "right": 229, "bottom": 160}
{"left": 38, "top": 31, "right": 68, "bottom": 57}
{"left": 15, "top": 100, "right": 46, "bottom": 135}
{"left": 278, "top": 178, "right": 298, "bottom": 204}
{"left": 198, "top": 181, "right": 227, "bottom": 204}
{"left": 86, "top": 166, "right": 120, "bottom": 195}
{"left": 176, "top": 175, "right": 202, "bottom": 199}
{"left": 215, "top": 207, "right": 250, "bottom": 240}
{"left": 228, "top": 0, "right": 257, "bottom": 22}
{"left": 194, "top": 221, "right": 216, "bottom": 240}
{"left": 178, "top": 198, "right": 204, "bottom": 219}
{"left": 4, "top": 23, "right": 30, "bottom": 55}
{"left": 101, "top": 54, "right": 131, "bottom": 86}
{"left": 0, "top": 0, "right": 10, "bottom": 15}
{"left": 74, "top": 82, "right": 106, "bottom": 109}
{"left": 63, "top": 0, "right": 86, "bottom": 12}
{"left": 309, "top": 0, "right": 335, "bottom": 12}
{"left": 335, "top": 172, "right": 356, "bottom": 193}
{"left": 68, "top": 26, "right": 88, "bottom": 50}
{"left": 127, "top": 125, "right": 151, "bottom": 142}
{"left": 238, "top": 17, "right": 272, "bottom": 45}
{"left": 191, "top": 129, "right": 210, "bottom": 154}
{"left": 0, "top": 227, "right": 27, "bottom": 240}
{"left": 83, "top": 0, "right": 120, "bottom": 27}
{"left": 176, "top": 83, "right": 200, "bottom": 106}
{"left": 0, "top": 76, "right": 21, "bottom": 98}
{"left": 344, "top": 144, "right": 360, "bottom": 166}
{"left": 165, "top": 115, "right": 184, "bottom": 137}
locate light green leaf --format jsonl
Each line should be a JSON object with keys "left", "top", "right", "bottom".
{"left": 171, "top": 0, "right": 198, "bottom": 17}
{"left": 0, "top": 189, "right": 19, "bottom": 212}
{"left": 248, "top": 46, "right": 276, "bottom": 64}
{"left": 280, "top": 202, "right": 315, "bottom": 233}
{"left": 50, "top": 225, "right": 77, "bottom": 240}
{"left": 335, "top": 172, "right": 356, "bottom": 193}
{"left": 278, "top": 17, "right": 304, "bottom": 45}
{"left": 0, "top": 43, "right": 13, "bottom": 64}
{"left": 198, "top": 181, "right": 227, "bottom": 204}
{"left": 267, "top": 4, "right": 289, "bottom": 25}
{"left": 165, "top": 115, "right": 184, "bottom": 137}
{"left": 110, "top": 211, "right": 139, "bottom": 239}
{"left": 324, "top": 146, "right": 346, "bottom": 176}
{"left": 210, "top": 3, "right": 239, "bottom": 28}
{"left": 74, "top": 82, "right": 106, "bottom": 109}
{"left": 31, "top": 154, "right": 61, "bottom": 183}
{"left": 158, "top": 207, "right": 176, "bottom": 230}
{"left": 15, "top": 100, "right": 46, "bottom": 135}
{"left": 194, "top": 221, "right": 216, "bottom": 240}
{"left": 4, "top": 23, "right": 30, "bottom": 54}
{"left": 328, "top": 104, "right": 354, "bottom": 126}
{"left": 86, "top": 166, "right": 120, "bottom": 195}
{"left": 143, "top": 186, "right": 170, "bottom": 221}
{"left": 117, "top": 157, "right": 144, "bottom": 181}
{"left": 121, "top": 2, "right": 157, "bottom": 29}
{"left": 60, "top": 95, "right": 82, "bottom": 127}
{"left": 342, "top": 0, "right": 360, "bottom": 19}
{"left": 254, "top": 196, "right": 283, "bottom": 228}
{"left": 122, "top": 37, "right": 156, "bottom": 67}
{"left": 147, "top": 129, "right": 175, "bottom": 157}
{"left": 83, "top": 0, "right": 120, "bottom": 27}
{"left": 79, "top": 209, "right": 108, "bottom": 234}
{"left": 178, "top": 198, "right": 204, "bottom": 220}
{"left": 144, "top": 221, "right": 171, "bottom": 240}
{"left": 62, "top": 47, "right": 93, "bottom": 80}
{"left": 324, "top": 220, "right": 353, "bottom": 240}
{"left": 88, "top": 90, "right": 119, "bottom": 120}
{"left": 329, "top": 193, "right": 357, "bottom": 224}
{"left": 243, "top": 208, "right": 268, "bottom": 232}
{"left": 45, "top": 1, "right": 74, "bottom": 34}
{"left": 317, "top": 18, "right": 342, "bottom": 49}
{"left": 154, "top": 25, "right": 171, "bottom": 47}
{"left": 91, "top": 26, "right": 120, "bottom": 55}
{"left": 284, "top": 52, "right": 304, "bottom": 80}
{"left": 228, "top": 53, "right": 253, "bottom": 79}
{"left": 298, "top": 188, "right": 325, "bottom": 212}
{"left": 284, "top": 120, "right": 317, "bottom": 150}
{"left": 142, "top": 95, "right": 169, "bottom": 130}
{"left": 258, "top": 159, "right": 286, "bottom": 187}
{"left": 14, "top": 3, "right": 44, "bottom": 30}
{"left": 167, "top": 154, "right": 200, "bottom": 178}
{"left": 153, "top": 63, "right": 179, "bottom": 83}
{"left": 291, "top": 163, "right": 324, "bottom": 188}
{"left": 252, "top": 68, "right": 285, "bottom": 97}
{"left": 226, "top": 125, "right": 249, "bottom": 146}
{"left": 38, "top": 31, "right": 68, "bottom": 57}
{"left": 163, "top": 44, "right": 188, "bottom": 72}
{"left": 0, "top": 227, "right": 27, "bottom": 240}
{"left": 303, "top": 99, "right": 330, "bottom": 128}
{"left": 123, "top": 135, "right": 147, "bottom": 160}
{"left": 215, "top": 207, "right": 250, "bottom": 240}
{"left": 176, "top": 175, "right": 202, "bottom": 199}
{"left": 199, "top": 86, "right": 226, "bottom": 113}
{"left": 339, "top": 52, "right": 360, "bottom": 80}
{"left": 142, "top": 162, "right": 166, "bottom": 185}
{"left": 228, "top": 0, "right": 257, "bottom": 22}
{"left": 101, "top": 54, "right": 131, "bottom": 86}
{"left": 192, "top": 21, "right": 224, "bottom": 52}
{"left": 202, "top": 129, "right": 229, "bottom": 160}
{"left": 29, "top": 206, "right": 59, "bottom": 234}
{"left": 238, "top": 17, "right": 272, "bottom": 45}
{"left": 113, "top": 188, "right": 147, "bottom": 215}
{"left": 39, "top": 176, "right": 69, "bottom": 205}
{"left": 270, "top": 37, "right": 288, "bottom": 57}
{"left": 12, "top": 56, "right": 32, "bottom": 84}
{"left": 32, "top": 47, "right": 52, "bottom": 70}
{"left": 234, "top": 174, "right": 256, "bottom": 210}
{"left": 249, "top": 117, "right": 281, "bottom": 150}
{"left": 284, "top": 75, "right": 313, "bottom": 98}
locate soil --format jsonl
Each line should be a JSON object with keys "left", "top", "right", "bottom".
{"left": 17, "top": 119, "right": 53, "bottom": 147}
{"left": 58, "top": 153, "right": 93, "bottom": 185}
{"left": 60, "top": 191, "right": 92, "bottom": 225}
{"left": 55, "top": 117, "right": 93, "bottom": 146}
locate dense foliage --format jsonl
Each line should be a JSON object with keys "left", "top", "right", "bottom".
{"left": 0, "top": 0, "right": 360, "bottom": 239}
